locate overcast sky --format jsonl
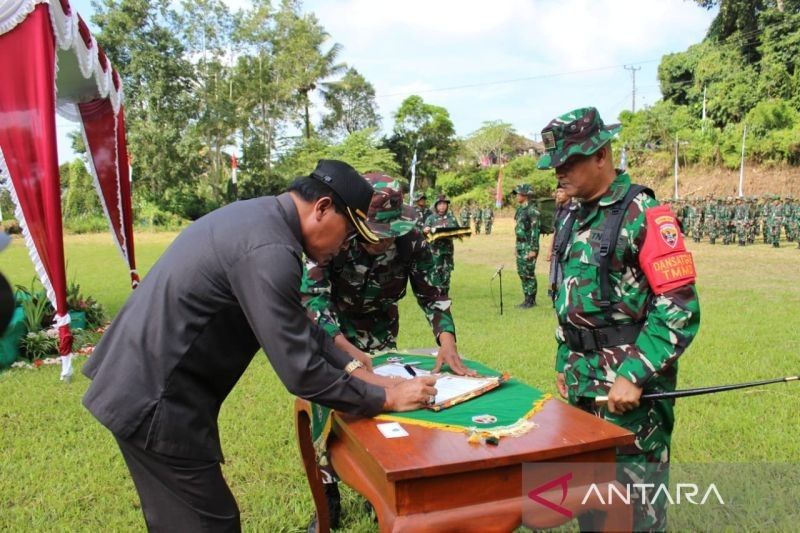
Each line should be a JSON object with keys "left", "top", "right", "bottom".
{"left": 59, "top": 0, "right": 717, "bottom": 163}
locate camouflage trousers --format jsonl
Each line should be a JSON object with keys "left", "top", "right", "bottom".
{"left": 429, "top": 252, "right": 454, "bottom": 295}
{"left": 691, "top": 219, "right": 702, "bottom": 242}
{"left": 784, "top": 221, "right": 795, "bottom": 242}
{"left": 516, "top": 249, "right": 537, "bottom": 298}
{"left": 485, "top": 220, "right": 493, "bottom": 235}
{"left": 474, "top": 220, "right": 482, "bottom": 234}
{"left": 768, "top": 222, "right": 782, "bottom": 246}
{"left": 705, "top": 218, "right": 718, "bottom": 243}
{"left": 735, "top": 222, "right": 747, "bottom": 245}
{"left": 574, "top": 397, "right": 673, "bottom": 532}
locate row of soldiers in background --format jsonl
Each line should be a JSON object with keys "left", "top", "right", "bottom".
{"left": 670, "top": 195, "right": 800, "bottom": 248}
{"left": 458, "top": 203, "right": 495, "bottom": 235}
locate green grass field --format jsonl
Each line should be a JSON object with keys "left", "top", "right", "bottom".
{"left": 1, "top": 220, "right": 798, "bottom": 531}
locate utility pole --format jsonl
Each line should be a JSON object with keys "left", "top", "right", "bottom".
{"left": 701, "top": 86, "right": 707, "bottom": 128}
{"left": 739, "top": 125, "right": 747, "bottom": 197}
{"left": 624, "top": 65, "right": 642, "bottom": 112}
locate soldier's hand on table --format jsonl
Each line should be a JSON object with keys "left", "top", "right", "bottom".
{"left": 556, "top": 372, "right": 568, "bottom": 399}
{"left": 434, "top": 342, "right": 477, "bottom": 376}
{"left": 334, "top": 334, "right": 373, "bottom": 371}
{"left": 383, "top": 376, "right": 438, "bottom": 411}
{"left": 606, "top": 376, "right": 642, "bottom": 414}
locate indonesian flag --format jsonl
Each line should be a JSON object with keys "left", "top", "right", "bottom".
{"left": 231, "top": 154, "right": 238, "bottom": 184}
{"left": 495, "top": 166, "right": 504, "bottom": 208}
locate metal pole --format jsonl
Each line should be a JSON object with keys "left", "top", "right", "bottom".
{"left": 499, "top": 268, "right": 503, "bottom": 316}
{"left": 739, "top": 125, "right": 747, "bottom": 197}
{"left": 408, "top": 146, "right": 418, "bottom": 206}
{"left": 701, "top": 86, "right": 707, "bottom": 130}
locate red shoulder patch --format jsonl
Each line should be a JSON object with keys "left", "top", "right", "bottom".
{"left": 640, "top": 206, "right": 696, "bottom": 294}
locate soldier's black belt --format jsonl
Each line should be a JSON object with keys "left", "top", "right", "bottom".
{"left": 561, "top": 322, "right": 643, "bottom": 352}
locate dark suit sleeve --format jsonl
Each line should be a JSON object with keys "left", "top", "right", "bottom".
{"left": 228, "top": 244, "right": 385, "bottom": 416}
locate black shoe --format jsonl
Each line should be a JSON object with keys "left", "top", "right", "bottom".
{"left": 307, "top": 483, "right": 342, "bottom": 531}
{"left": 517, "top": 295, "right": 535, "bottom": 309}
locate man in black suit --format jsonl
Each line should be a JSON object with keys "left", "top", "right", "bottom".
{"left": 82, "top": 160, "right": 437, "bottom": 532}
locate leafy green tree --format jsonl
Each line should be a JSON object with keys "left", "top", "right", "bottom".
{"left": 463, "top": 121, "right": 515, "bottom": 163}
{"left": 276, "top": 128, "right": 399, "bottom": 181}
{"left": 271, "top": 0, "right": 345, "bottom": 139}
{"left": 92, "top": 0, "right": 200, "bottom": 204}
{"left": 385, "top": 95, "right": 457, "bottom": 190}
{"left": 320, "top": 68, "right": 381, "bottom": 139}
{"left": 63, "top": 159, "right": 102, "bottom": 219}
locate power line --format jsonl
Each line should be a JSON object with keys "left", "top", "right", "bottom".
{"left": 376, "top": 59, "right": 660, "bottom": 99}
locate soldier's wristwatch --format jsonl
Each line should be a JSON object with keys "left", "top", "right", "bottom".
{"left": 344, "top": 359, "right": 365, "bottom": 374}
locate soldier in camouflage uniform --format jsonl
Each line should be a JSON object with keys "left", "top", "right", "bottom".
{"left": 733, "top": 196, "right": 749, "bottom": 246}
{"left": 301, "top": 174, "right": 472, "bottom": 528}
{"left": 746, "top": 196, "right": 758, "bottom": 244}
{"left": 783, "top": 196, "right": 795, "bottom": 242}
{"left": 691, "top": 198, "right": 704, "bottom": 243}
{"left": 412, "top": 191, "right": 432, "bottom": 232}
{"left": 682, "top": 199, "right": 695, "bottom": 240}
{"left": 514, "top": 184, "right": 541, "bottom": 308}
{"left": 458, "top": 203, "right": 472, "bottom": 228}
{"left": 722, "top": 196, "right": 735, "bottom": 245}
{"left": 760, "top": 196, "right": 770, "bottom": 244}
{"left": 539, "top": 107, "right": 700, "bottom": 532}
{"left": 424, "top": 195, "right": 460, "bottom": 296}
{"left": 703, "top": 195, "right": 719, "bottom": 244}
{"left": 473, "top": 204, "right": 483, "bottom": 234}
{"left": 768, "top": 195, "right": 784, "bottom": 247}
{"left": 483, "top": 205, "right": 495, "bottom": 235}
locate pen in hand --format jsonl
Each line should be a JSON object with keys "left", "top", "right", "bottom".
{"left": 403, "top": 364, "right": 417, "bottom": 377}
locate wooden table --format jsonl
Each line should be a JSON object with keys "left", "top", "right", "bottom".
{"left": 295, "top": 393, "right": 634, "bottom": 532}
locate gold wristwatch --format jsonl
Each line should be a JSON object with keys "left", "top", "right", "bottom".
{"left": 344, "top": 359, "right": 365, "bottom": 374}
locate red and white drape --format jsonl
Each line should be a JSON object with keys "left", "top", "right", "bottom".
{"left": 0, "top": 0, "right": 137, "bottom": 380}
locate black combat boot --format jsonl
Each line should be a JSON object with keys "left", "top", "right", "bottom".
{"left": 517, "top": 295, "right": 535, "bottom": 309}
{"left": 307, "top": 482, "right": 342, "bottom": 532}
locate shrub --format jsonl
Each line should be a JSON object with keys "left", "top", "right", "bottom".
{"left": 19, "top": 330, "right": 58, "bottom": 361}
{"left": 66, "top": 281, "right": 107, "bottom": 329}
{"left": 15, "top": 277, "right": 54, "bottom": 332}
{"left": 1, "top": 219, "right": 21, "bottom": 234}
{"left": 64, "top": 214, "right": 109, "bottom": 234}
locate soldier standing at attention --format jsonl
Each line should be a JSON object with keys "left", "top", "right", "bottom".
{"left": 412, "top": 191, "right": 432, "bottom": 231}
{"left": 473, "top": 204, "right": 483, "bottom": 234}
{"left": 513, "top": 183, "right": 540, "bottom": 308}
{"left": 302, "top": 174, "right": 472, "bottom": 528}
{"left": 458, "top": 203, "right": 472, "bottom": 228}
{"left": 483, "top": 205, "right": 495, "bottom": 235}
{"left": 783, "top": 196, "right": 795, "bottom": 243}
{"left": 768, "top": 195, "right": 784, "bottom": 247}
{"left": 691, "top": 197, "right": 704, "bottom": 243}
{"left": 540, "top": 107, "right": 700, "bottom": 532}
{"left": 733, "top": 196, "right": 749, "bottom": 246}
{"left": 424, "top": 195, "right": 460, "bottom": 296}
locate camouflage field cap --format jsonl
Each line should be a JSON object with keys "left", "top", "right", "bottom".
{"left": 537, "top": 107, "right": 621, "bottom": 170}
{"left": 413, "top": 191, "right": 427, "bottom": 202}
{"left": 434, "top": 194, "right": 450, "bottom": 206}
{"left": 513, "top": 183, "right": 533, "bottom": 196}
{"left": 364, "top": 173, "right": 417, "bottom": 238}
